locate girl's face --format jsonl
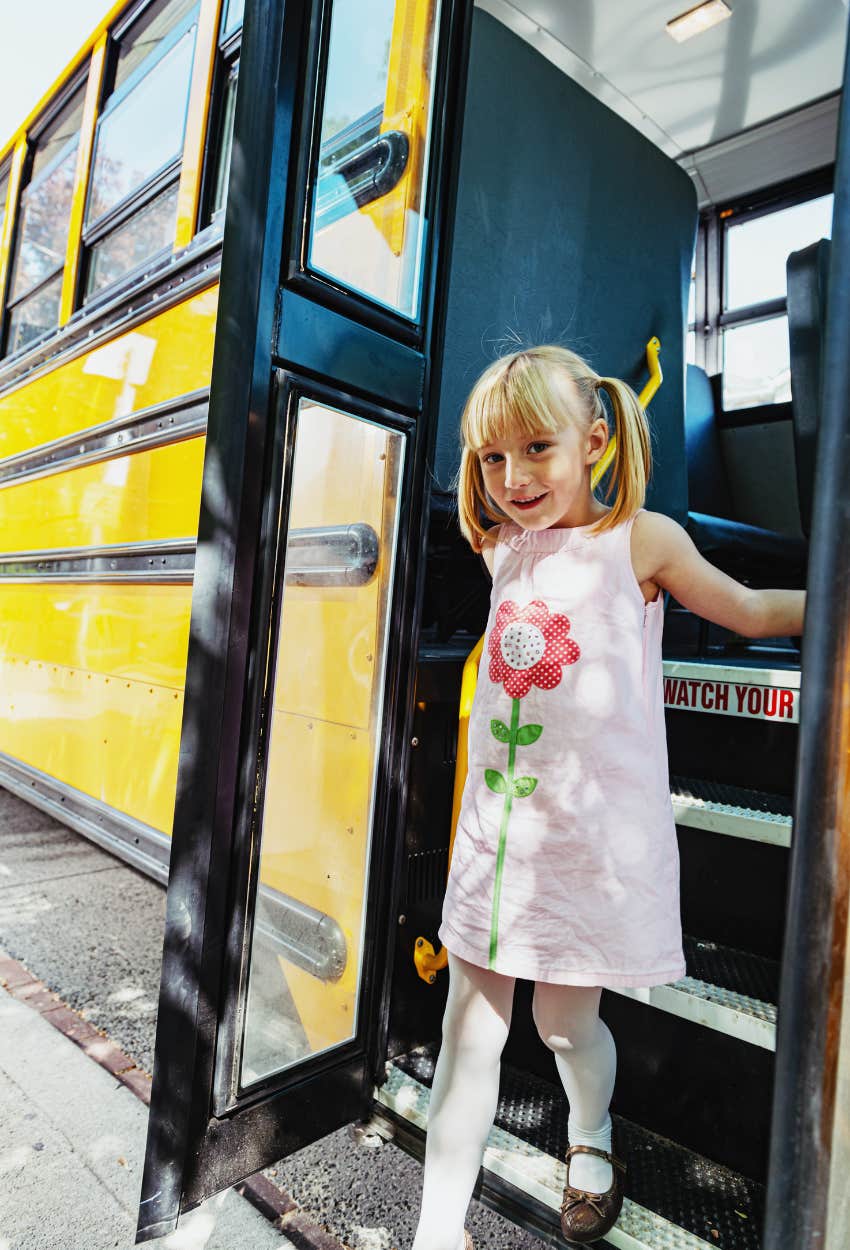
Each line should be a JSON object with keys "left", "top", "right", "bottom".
{"left": 476, "top": 411, "right": 608, "bottom": 530}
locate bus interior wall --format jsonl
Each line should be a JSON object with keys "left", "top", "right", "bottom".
{"left": 389, "top": 7, "right": 698, "bottom": 1063}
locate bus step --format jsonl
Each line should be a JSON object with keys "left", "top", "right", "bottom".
{"left": 671, "top": 776, "right": 792, "bottom": 847}
{"left": 378, "top": 1052, "right": 764, "bottom": 1249}
{"left": 608, "top": 935, "right": 778, "bottom": 1050}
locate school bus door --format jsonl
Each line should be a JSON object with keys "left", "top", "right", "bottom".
{"left": 135, "top": 0, "right": 472, "bottom": 1239}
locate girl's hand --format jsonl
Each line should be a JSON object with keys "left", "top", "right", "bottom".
{"left": 632, "top": 511, "right": 806, "bottom": 638}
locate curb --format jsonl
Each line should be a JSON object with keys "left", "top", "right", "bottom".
{"left": 0, "top": 953, "right": 348, "bottom": 1250}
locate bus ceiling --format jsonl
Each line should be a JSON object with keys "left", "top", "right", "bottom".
{"left": 476, "top": 0, "right": 844, "bottom": 208}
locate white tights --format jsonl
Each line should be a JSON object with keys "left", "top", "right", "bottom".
{"left": 411, "top": 953, "right": 617, "bottom": 1250}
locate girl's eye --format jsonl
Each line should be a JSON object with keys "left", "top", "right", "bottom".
{"left": 528, "top": 441, "right": 550, "bottom": 454}
{"left": 481, "top": 452, "right": 502, "bottom": 465}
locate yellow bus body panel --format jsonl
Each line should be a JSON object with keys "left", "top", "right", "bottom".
{"left": 0, "top": 584, "right": 190, "bottom": 831}
{"left": 0, "top": 286, "right": 218, "bottom": 460}
{"left": 0, "top": 437, "right": 206, "bottom": 552}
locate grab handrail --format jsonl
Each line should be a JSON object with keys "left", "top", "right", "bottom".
{"left": 590, "top": 336, "right": 662, "bottom": 490}
{"left": 413, "top": 337, "right": 663, "bottom": 983}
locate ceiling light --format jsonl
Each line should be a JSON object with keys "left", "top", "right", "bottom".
{"left": 666, "top": 0, "right": 732, "bottom": 43}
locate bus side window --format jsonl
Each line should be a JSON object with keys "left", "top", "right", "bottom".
{"left": 2, "top": 84, "right": 86, "bottom": 358}
{"left": 203, "top": 0, "right": 243, "bottom": 232}
{"left": 720, "top": 191, "right": 833, "bottom": 411}
{"left": 207, "top": 59, "right": 239, "bottom": 228}
{"left": 220, "top": 0, "right": 244, "bottom": 39}
{"left": 0, "top": 168, "right": 9, "bottom": 258}
{"left": 0, "top": 166, "right": 9, "bottom": 330}
{"left": 82, "top": 0, "right": 199, "bottom": 304}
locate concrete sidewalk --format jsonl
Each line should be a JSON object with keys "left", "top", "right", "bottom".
{"left": 0, "top": 985, "right": 293, "bottom": 1250}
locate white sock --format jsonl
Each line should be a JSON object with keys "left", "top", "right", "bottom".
{"left": 567, "top": 1112, "right": 613, "bottom": 1194}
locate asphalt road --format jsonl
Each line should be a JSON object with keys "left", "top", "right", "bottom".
{"left": 0, "top": 786, "right": 542, "bottom": 1250}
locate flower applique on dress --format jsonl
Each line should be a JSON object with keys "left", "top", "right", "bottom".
{"left": 485, "top": 599, "right": 580, "bottom": 966}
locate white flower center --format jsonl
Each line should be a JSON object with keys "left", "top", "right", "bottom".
{"left": 500, "top": 621, "right": 546, "bottom": 671}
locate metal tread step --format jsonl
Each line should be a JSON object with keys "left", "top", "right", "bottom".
{"left": 670, "top": 776, "right": 792, "bottom": 847}
{"left": 609, "top": 936, "right": 778, "bottom": 1051}
{"left": 662, "top": 659, "right": 801, "bottom": 684}
{"left": 378, "top": 1050, "right": 763, "bottom": 1250}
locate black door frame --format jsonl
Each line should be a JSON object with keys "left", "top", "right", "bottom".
{"left": 136, "top": 0, "right": 474, "bottom": 1239}
{"left": 764, "top": 18, "right": 850, "bottom": 1250}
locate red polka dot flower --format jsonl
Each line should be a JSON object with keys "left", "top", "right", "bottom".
{"left": 482, "top": 599, "right": 580, "bottom": 968}
{"left": 488, "top": 599, "right": 580, "bottom": 699}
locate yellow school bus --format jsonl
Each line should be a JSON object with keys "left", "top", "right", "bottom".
{"left": 0, "top": 0, "right": 434, "bottom": 1067}
{"left": 3, "top": 3, "right": 849, "bottom": 1249}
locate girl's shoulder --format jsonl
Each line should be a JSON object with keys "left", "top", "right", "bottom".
{"left": 630, "top": 508, "right": 686, "bottom": 545}
{"left": 630, "top": 508, "right": 688, "bottom": 582}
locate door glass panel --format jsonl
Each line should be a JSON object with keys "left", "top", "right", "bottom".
{"left": 240, "top": 399, "right": 404, "bottom": 1086}
{"left": 307, "top": 0, "right": 441, "bottom": 320}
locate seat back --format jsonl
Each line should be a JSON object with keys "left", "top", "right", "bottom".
{"left": 787, "top": 238, "right": 830, "bottom": 536}
{"left": 685, "top": 364, "right": 734, "bottom": 520}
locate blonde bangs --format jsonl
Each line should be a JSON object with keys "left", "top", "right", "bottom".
{"left": 460, "top": 354, "right": 572, "bottom": 452}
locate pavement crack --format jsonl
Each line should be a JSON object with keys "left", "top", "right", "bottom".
{"left": 0, "top": 864, "right": 125, "bottom": 892}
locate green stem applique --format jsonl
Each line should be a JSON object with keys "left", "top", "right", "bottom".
{"left": 485, "top": 701, "right": 541, "bottom": 967}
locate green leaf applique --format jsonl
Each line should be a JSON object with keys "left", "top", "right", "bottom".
{"left": 512, "top": 776, "right": 538, "bottom": 798}
{"left": 516, "top": 723, "right": 542, "bottom": 746}
{"left": 490, "top": 718, "right": 511, "bottom": 743}
{"left": 485, "top": 769, "right": 508, "bottom": 794}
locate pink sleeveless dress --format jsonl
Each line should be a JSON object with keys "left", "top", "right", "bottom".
{"left": 439, "top": 511, "right": 686, "bottom": 987}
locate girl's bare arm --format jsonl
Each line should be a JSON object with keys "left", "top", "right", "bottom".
{"left": 632, "top": 510, "right": 806, "bottom": 638}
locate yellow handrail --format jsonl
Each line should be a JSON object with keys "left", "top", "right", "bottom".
{"left": 414, "top": 337, "right": 662, "bottom": 983}
{"left": 414, "top": 635, "right": 484, "bottom": 983}
{"left": 590, "top": 336, "right": 662, "bottom": 490}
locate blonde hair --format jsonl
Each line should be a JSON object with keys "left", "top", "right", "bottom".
{"left": 455, "top": 345, "right": 651, "bottom": 552}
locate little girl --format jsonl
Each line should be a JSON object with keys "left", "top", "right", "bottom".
{"left": 412, "top": 345, "right": 806, "bottom": 1250}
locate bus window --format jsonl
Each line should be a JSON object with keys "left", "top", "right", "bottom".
{"left": 307, "top": 0, "right": 441, "bottom": 320}
{"left": 687, "top": 250, "right": 697, "bottom": 364}
{"left": 83, "top": 0, "right": 199, "bottom": 300}
{"left": 721, "top": 191, "right": 834, "bottom": 410}
{"left": 113, "top": 0, "right": 196, "bottom": 94}
{"left": 221, "top": 0, "right": 244, "bottom": 38}
{"left": 204, "top": 0, "right": 244, "bottom": 233}
{"left": 0, "top": 168, "right": 9, "bottom": 247}
{"left": 207, "top": 59, "right": 239, "bottom": 226}
{"left": 3, "top": 84, "right": 86, "bottom": 357}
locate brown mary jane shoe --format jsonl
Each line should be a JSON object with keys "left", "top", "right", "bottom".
{"left": 559, "top": 1135, "right": 627, "bottom": 1245}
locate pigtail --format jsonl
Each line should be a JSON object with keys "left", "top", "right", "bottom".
{"left": 456, "top": 446, "right": 507, "bottom": 553}
{"left": 591, "top": 376, "right": 651, "bottom": 533}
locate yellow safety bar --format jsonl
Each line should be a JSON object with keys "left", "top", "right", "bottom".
{"left": 414, "top": 635, "right": 484, "bottom": 983}
{"left": 414, "top": 337, "right": 662, "bottom": 984}
{"left": 590, "top": 336, "right": 662, "bottom": 490}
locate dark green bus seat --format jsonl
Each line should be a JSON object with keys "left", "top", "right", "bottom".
{"left": 685, "top": 365, "right": 735, "bottom": 519}
{"left": 684, "top": 365, "right": 807, "bottom": 588}
{"left": 787, "top": 239, "right": 830, "bottom": 537}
